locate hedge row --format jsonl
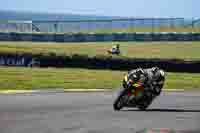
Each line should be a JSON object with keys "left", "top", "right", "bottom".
{"left": 0, "top": 52, "right": 200, "bottom": 73}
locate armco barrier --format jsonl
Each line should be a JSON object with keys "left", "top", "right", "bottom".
{"left": 0, "top": 32, "right": 11, "bottom": 41}
{"left": 0, "top": 32, "right": 200, "bottom": 42}
{"left": 9, "top": 33, "right": 33, "bottom": 41}
{"left": 32, "top": 34, "right": 54, "bottom": 42}
{"left": 0, "top": 53, "right": 200, "bottom": 73}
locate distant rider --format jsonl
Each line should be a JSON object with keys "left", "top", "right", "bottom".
{"left": 108, "top": 44, "right": 120, "bottom": 55}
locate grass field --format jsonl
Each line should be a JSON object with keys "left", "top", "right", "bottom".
{"left": 0, "top": 41, "right": 200, "bottom": 61}
{"left": 0, "top": 66, "right": 199, "bottom": 90}
{"left": 87, "top": 27, "right": 200, "bottom": 34}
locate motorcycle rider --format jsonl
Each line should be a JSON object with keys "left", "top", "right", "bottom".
{"left": 123, "top": 67, "right": 165, "bottom": 102}
{"left": 142, "top": 67, "right": 165, "bottom": 95}
{"left": 149, "top": 67, "right": 165, "bottom": 95}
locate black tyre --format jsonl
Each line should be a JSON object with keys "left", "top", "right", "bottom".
{"left": 137, "top": 96, "right": 151, "bottom": 111}
{"left": 113, "top": 89, "right": 127, "bottom": 111}
{"left": 138, "top": 104, "right": 149, "bottom": 111}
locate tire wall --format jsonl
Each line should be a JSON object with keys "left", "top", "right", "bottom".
{"left": 0, "top": 53, "right": 199, "bottom": 73}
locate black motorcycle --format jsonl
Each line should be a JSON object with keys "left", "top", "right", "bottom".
{"left": 113, "top": 74, "right": 158, "bottom": 111}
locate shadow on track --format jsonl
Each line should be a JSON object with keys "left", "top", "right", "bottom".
{"left": 122, "top": 108, "right": 200, "bottom": 112}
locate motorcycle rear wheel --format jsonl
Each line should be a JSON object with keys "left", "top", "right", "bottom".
{"left": 137, "top": 94, "right": 152, "bottom": 111}
{"left": 138, "top": 104, "right": 149, "bottom": 111}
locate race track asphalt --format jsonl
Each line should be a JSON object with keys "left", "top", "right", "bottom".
{"left": 0, "top": 91, "right": 200, "bottom": 133}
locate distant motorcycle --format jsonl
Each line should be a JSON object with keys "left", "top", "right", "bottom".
{"left": 113, "top": 72, "right": 164, "bottom": 111}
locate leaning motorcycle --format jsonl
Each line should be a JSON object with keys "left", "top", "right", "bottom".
{"left": 113, "top": 74, "right": 158, "bottom": 111}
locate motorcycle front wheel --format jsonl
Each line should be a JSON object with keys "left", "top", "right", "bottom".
{"left": 113, "top": 89, "right": 127, "bottom": 111}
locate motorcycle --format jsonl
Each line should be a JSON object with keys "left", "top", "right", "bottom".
{"left": 113, "top": 74, "right": 157, "bottom": 111}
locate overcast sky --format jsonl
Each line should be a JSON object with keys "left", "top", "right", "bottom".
{"left": 0, "top": 0, "right": 199, "bottom": 18}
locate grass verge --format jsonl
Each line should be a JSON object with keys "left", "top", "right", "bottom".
{"left": 3, "top": 27, "right": 200, "bottom": 34}
{"left": 0, "top": 41, "right": 200, "bottom": 61}
{"left": 84, "top": 27, "right": 200, "bottom": 34}
{"left": 0, "top": 66, "right": 199, "bottom": 90}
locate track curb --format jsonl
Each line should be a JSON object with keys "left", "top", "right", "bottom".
{"left": 163, "top": 89, "right": 185, "bottom": 92}
{"left": 0, "top": 90, "right": 39, "bottom": 94}
{"left": 0, "top": 89, "right": 186, "bottom": 94}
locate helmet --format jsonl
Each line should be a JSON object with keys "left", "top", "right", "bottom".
{"left": 132, "top": 68, "right": 145, "bottom": 81}
{"left": 136, "top": 68, "right": 144, "bottom": 75}
{"left": 132, "top": 73, "right": 139, "bottom": 81}
{"left": 116, "top": 44, "right": 120, "bottom": 48}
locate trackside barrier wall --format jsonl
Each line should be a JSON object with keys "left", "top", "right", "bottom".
{"left": 0, "top": 32, "right": 200, "bottom": 42}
